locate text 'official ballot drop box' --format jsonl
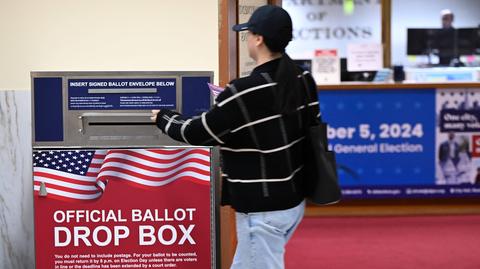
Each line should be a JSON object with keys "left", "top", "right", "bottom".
{"left": 31, "top": 72, "right": 219, "bottom": 269}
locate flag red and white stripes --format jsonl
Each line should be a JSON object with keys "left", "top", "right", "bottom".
{"left": 33, "top": 148, "right": 210, "bottom": 201}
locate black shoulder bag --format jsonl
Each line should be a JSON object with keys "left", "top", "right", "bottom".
{"left": 301, "top": 75, "right": 342, "bottom": 205}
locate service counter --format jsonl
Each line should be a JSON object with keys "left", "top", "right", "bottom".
{"left": 308, "top": 81, "right": 480, "bottom": 216}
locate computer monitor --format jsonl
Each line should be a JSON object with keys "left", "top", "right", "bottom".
{"left": 427, "top": 28, "right": 480, "bottom": 55}
{"left": 293, "top": 59, "right": 312, "bottom": 72}
{"left": 340, "top": 58, "right": 376, "bottom": 82}
{"left": 407, "top": 27, "right": 480, "bottom": 65}
{"left": 407, "top": 28, "right": 431, "bottom": 55}
{"left": 457, "top": 28, "right": 480, "bottom": 55}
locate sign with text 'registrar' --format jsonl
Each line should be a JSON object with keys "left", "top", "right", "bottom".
{"left": 68, "top": 79, "right": 176, "bottom": 110}
{"left": 33, "top": 148, "right": 212, "bottom": 269}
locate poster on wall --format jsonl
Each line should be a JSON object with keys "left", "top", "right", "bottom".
{"left": 238, "top": 0, "right": 268, "bottom": 77}
{"left": 436, "top": 89, "right": 480, "bottom": 187}
{"left": 312, "top": 49, "right": 340, "bottom": 84}
{"left": 320, "top": 88, "right": 480, "bottom": 198}
{"left": 33, "top": 148, "right": 213, "bottom": 269}
{"left": 283, "top": 0, "right": 381, "bottom": 59}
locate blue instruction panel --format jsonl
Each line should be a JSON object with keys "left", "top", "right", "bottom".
{"left": 68, "top": 78, "right": 176, "bottom": 110}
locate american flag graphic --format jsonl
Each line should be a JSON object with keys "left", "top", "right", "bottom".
{"left": 33, "top": 148, "right": 210, "bottom": 201}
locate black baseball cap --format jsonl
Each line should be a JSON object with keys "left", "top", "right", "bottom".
{"left": 232, "top": 5, "right": 293, "bottom": 49}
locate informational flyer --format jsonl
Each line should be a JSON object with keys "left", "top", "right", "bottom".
{"left": 33, "top": 148, "right": 212, "bottom": 269}
{"left": 312, "top": 49, "right": 340, "bottom": 84}
{"left": 319, "top": 88, "right": 480, "bottom": 198}
{"left": 346, "top": 43, "right": 383, "bottom": 72}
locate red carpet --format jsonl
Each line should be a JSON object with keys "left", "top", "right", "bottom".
{"left": 285, "top": 215, "right": 480, "bottom": 269}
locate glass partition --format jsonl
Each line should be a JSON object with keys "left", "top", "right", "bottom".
{"left": 392, "top": 0, "right": 480, "bottom": 67}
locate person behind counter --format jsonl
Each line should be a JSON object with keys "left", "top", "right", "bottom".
{"left": 436, "top": 9, "right": 458, "bottom": 66}
{"left": 441, "top": 9, "right": 454, "bottom": 29}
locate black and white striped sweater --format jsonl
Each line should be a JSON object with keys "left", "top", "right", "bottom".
{"left": 156, "top": 58, "right": 320, "bottom": 213}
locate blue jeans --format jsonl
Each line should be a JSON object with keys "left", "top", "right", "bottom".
{"left": 231, "top": 200, "right": 306, "bottom": 269}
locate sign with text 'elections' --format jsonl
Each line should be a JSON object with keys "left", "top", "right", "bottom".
{"left": 284, "top": 0, "right": 381, "bottom": 58}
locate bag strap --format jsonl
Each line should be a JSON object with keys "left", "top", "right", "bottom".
{"left": 299, "top": 72, "right": 321, "bottom": 125}
{"left": 261, "top": 70, "right": 320, "bottom": 126}
{"left": 300, "top": 72, "right": 330, "bottom": 150}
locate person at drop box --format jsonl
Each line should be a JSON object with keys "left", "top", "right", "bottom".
{"left": 151, "top": 5, "right": 321, "bottom": 269}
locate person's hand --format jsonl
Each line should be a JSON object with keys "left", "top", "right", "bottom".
{"left": 151, "top": 110, "right": 160, "bottom": 122}
{"left": 151, "top": 109, "right": 181, "bottom": 133}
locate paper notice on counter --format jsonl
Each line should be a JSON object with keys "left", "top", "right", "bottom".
{"left": 347, "top": 43, "right": 383, "bottom": 72}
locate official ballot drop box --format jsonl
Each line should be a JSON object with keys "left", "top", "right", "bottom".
{"left": 31, "top": 72, "right": 219, "bottom": 269}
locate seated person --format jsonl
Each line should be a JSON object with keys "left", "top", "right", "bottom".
{"left": 436, "top": 9, "right": 456, "bottom": 66}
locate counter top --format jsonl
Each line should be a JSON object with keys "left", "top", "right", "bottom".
{"left": 317, "top": 81, "right": 480, "bottom": 90}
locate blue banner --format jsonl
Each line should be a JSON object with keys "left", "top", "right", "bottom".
{"left": 319, "top": 89, "right": 438, "bottom": 198}
{"left": 68, "top": 79, "right": 176, "bottom": 110}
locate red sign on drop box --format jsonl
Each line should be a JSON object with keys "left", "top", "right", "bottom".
{"left": 33, "top": 148, "right": 212, "bottom": 269}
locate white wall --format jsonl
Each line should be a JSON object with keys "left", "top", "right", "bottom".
{"left": 0, "top": 1, "right": 218, "bottom": 268}
{"left": 0, "top": 0, "right": 219, "bottom": 90}
{"left": 392, "top": 0, "right": 480, "bottom": 65}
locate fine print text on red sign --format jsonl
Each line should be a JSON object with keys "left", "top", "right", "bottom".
{"left": 54, "top": 251, "right": 198, "bottom": 268}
